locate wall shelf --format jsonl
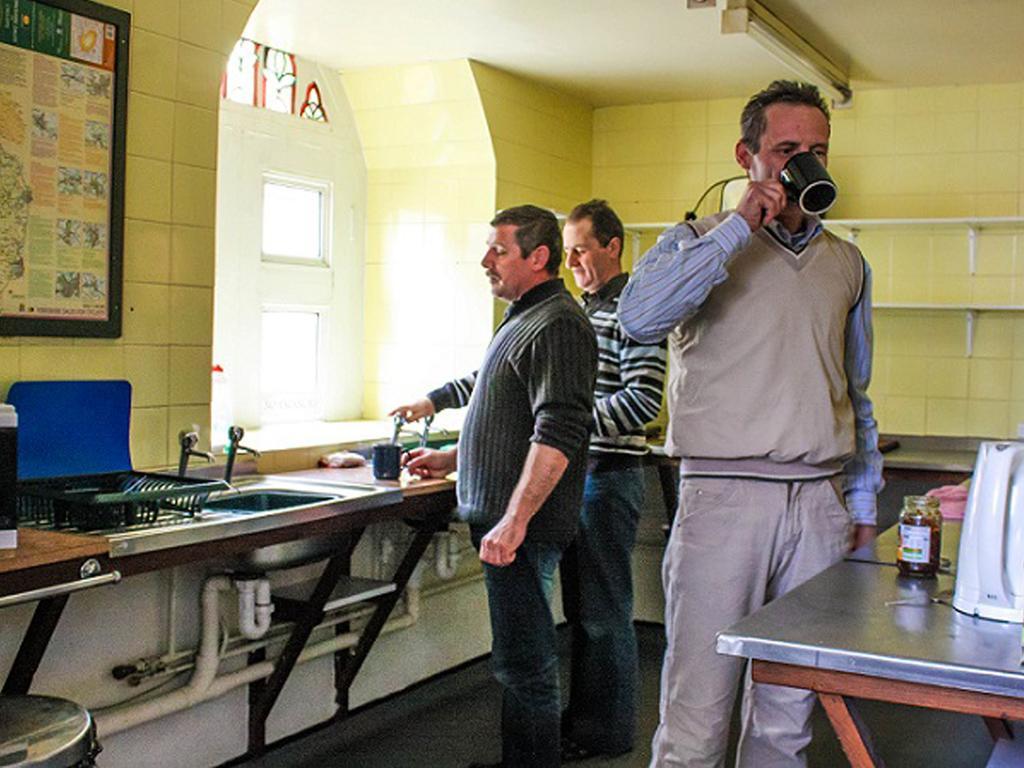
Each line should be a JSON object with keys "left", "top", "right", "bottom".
{"left": 626, "top": 216, "right": 1024, "bottom": 272}
{"left": 873, "top": 305, "right": 1024, "bottom": 357}
{"left": 825, "top": 216, "right": 1024, "bottom": 276}
{"left": 624, "top": 217, "right": 1024, "bottom": 358}
{"left": 874, "top": 304, "right": 1023, "bottom": 311}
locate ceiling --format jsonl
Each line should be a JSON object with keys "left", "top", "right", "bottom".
{"left": 244, "top": 0, "right": 1024, "bottom": 107}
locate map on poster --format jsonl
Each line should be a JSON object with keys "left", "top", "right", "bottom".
{"left": 0, "top": 0, "right": 117, "bottom": 322}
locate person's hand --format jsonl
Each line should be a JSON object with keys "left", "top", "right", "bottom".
{"left": 402, "top": 447, "right": 455, "bottom": 478}
{"left": 849, "top": 524, "right": 877, "bottom": 552}
{"left": 479, "top": 513, "right": 528, "bottom": 567}
{"left": 735, "top": 179, "right": 788, "bottom": 231}
{"left": 388, "top": 398, "right": 435, "bottom": 423}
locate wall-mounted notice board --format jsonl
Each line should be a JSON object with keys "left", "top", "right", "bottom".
{"left": 0, "top": 0, "right": 129, "bottom": 337}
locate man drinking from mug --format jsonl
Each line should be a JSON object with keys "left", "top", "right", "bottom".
{"left": 618, "top": 80, "right": 883, "bottom": 767}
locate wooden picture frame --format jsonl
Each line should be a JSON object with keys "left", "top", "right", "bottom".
{"left": 0, "top": 0, "right": 129, "bottom": 338}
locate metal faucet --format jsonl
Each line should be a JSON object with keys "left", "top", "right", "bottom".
{"left": 224, "top": 425, "right": 261, "bottom": 484}
{"left": 178, "top": 430, "right": 215, "bottom": 478}
{"left": 419, "top": 414, "right": 434, "bottom": 448}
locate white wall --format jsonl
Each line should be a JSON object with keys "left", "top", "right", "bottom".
{"left": 214, "top": 60, "right": 367, "bottom": 430}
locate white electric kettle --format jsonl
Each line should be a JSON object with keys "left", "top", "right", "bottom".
{"left": 953, "top": 441, "right": 1024, "bottom": 623}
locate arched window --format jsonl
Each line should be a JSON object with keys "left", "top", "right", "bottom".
{"left": 261, "top": 47, "right": 297, "bottom": 114}
{"left": 299, "top": 82, "right": 328, "bottom": 122}
{"left": 223, "top": 39, "right": 259, "bottom": 106}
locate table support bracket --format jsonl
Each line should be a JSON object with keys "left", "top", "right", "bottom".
{"left": 2, "top": 595, "right": 69, "bottom": 695}
{"left": 819, "top": 692, "right": 883, "bottom": 768}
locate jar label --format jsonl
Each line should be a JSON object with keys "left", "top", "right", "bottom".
{"left": 899, "top": 524, "right": 931, "bottom": 564}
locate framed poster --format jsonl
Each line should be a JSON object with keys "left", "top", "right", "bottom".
{"left": 0, "top": 0, "right": 129, "bottom": 337}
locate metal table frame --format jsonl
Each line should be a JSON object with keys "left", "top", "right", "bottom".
{"left": 719, "top": 523, "right": 1024, "bottom": 767}
{"left": 244, "top": 498, "right": 451, "bottom": 758}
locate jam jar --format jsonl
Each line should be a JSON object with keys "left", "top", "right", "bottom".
{"left": 897, "top": 495, "right": 942, "bottom": 578}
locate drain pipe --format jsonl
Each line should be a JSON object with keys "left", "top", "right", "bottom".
{"left": 95, "top": 575, "right": 231, "bottom": 734}
{"left": 95, "top": 576, "right": 420, "bottom": 737}
{"left": 235, "top": 578, "right": 273, "bottom": 639}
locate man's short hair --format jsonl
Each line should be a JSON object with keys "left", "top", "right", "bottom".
{"left": 491, "top": 205, "right": 562, "bottom": 275}
{"left": 567, "top": 199, "right": 624, "bottom": 255}
{"left": 740, "top": 80, "right": 831, "bottom": 153}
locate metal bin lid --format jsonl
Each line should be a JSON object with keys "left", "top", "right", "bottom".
{"left": 0, "top": 695, "right": 94, "bottom": 767}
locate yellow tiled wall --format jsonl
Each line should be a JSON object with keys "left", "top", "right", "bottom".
{"left": 594, "top": 83, "right": 1024, "bottom": 438}
{"left": 470, "top": 62, "right": 593, "bottom": 318}
{"left": 471, "top": 62, "right": 592, "bottom": 216}
{"left": 0, "top": 0, "right": 254, "bottom": 469}
{"left": 342, "top": 61, "right": 496, "bottom": 418}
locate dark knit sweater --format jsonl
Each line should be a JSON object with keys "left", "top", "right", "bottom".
{"left": 428, "top": 279, "right": 597, "bottom": 543}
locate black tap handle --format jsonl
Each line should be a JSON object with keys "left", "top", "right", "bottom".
{"left": 224, "top": 425, "right": 245, "bottom": 483}
{"left": 178, "top": 431, "right": 200, "bottom": 477}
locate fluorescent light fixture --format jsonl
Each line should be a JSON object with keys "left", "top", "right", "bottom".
{"left": 721, "top": 0, "right": 852, "bottom": 107}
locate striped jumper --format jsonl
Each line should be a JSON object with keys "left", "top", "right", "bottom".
{"left": 582, "top": 273, "right": 667, "bottom": 465}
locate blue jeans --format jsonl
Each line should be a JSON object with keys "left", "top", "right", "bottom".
{"left": 560, "top": 466, "right": 643, "bottom": 754}
{"left": 474, "top": 528, "right": 564, "bottom": 768}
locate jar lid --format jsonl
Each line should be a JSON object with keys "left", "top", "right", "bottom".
{"left": 0, "top": 695, "right": 94, "bottom": 767}
{"left": 903, "top": 494, "right": 940, "bottom": 511}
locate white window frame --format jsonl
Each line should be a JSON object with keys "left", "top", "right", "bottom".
{"left": 259, "top": 303, "right": 329, "bottom": 424}
{"left": 260, "top": 172, "right": 332, "bottom": 267}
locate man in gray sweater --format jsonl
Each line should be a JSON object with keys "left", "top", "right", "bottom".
{"left": 392, "top": 205, "right": 597, "bottom": 768}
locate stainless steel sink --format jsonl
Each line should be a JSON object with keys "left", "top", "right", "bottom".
{"left": 105, "top": 475, "right": 403, "bottom": 562}
{"left": 228, "top": 531, "right": 349, "bottom": 573}
{"left": 201, "top": 490, "right": 338, "bottom": 515}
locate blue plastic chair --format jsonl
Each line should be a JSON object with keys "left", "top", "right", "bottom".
{"left": 7, "top": 380, "right": 133, "bottom": 480}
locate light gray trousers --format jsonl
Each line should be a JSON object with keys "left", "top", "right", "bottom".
{"left": 649, "top": 476, "right": 850, "bottom": 768}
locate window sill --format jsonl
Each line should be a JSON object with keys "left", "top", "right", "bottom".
{"left": 242, "top": 412, "right": 463, "bottom": 455}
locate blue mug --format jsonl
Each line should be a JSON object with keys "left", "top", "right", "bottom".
{"left": 372, "top": 443, "right": 402, "bottom": 480}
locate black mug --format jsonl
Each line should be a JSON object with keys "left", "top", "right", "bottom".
{"left": 372, "top": 443, "right": 402, "bottom": 480}
{"left": 780, "top": 151, "right": 837, "bottom": 216}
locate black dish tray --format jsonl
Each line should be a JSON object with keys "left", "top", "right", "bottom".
{"left": 16, "top": 472, "right": 229, "bottom": 531}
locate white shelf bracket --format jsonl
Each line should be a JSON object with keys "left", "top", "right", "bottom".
{"left": 967, "top": 226, "right": 978, "bottom": 275}
{"left": 965, "top": 309, "right": 976, "bottom": 357}
{"left": 847, "top": 227, "right": 859, "bottom": 245}
{"left": 631, "top": 230, "right": 640, "bottom": 265}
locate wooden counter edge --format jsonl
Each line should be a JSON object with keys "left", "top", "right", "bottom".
{"left": 0, "top": 469, "right": 456, "bottom": 591}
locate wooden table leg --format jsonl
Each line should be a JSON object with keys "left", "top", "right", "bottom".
{"left": 818, "top": 693, "right": 882, "bottom": 768}
{"left": 984, "top": 716, "right": 1013, "bottom": 741}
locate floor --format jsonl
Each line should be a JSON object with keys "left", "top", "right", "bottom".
{"left": 236, "top": 623, "right": 997, "bottom": 768}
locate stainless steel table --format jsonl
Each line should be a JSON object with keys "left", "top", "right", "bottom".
{"left": 717, "top": 524, "right": 1024, "bottom": 767}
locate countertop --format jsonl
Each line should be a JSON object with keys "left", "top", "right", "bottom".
{"left": 878, "top": 434, "right": 982, "bottom": 473}
{"left": 650, "top": 434, "right": 985, "bottom": 474}
{"left": 0, "top": 467, "right": 455, "bottom": 598}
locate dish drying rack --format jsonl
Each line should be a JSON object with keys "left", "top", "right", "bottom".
{"left": 16, "top": 472, "right": 228, "bottom": 532}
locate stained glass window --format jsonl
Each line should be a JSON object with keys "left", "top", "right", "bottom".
{"left": 261, "top": 47, "right": 297, "bottom": 114}
{"left": 299, "top": 82, "right": 328, "bottom": 122}
{"left": 224, "top": 39, "right": 259, "bottom": 106}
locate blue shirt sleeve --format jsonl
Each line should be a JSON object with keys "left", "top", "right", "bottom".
{"left": 618, "top": 213, "right": 752, "bottom": 343}
{"left": 842, "top": 259, "right": 884, "bottom": 525}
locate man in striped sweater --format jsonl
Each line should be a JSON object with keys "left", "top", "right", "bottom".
{"left": 559, "top": 199, "right": 667, "bottom": 762}
{"left": 392, "top": 205, "right": 597, "bottom": 768}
